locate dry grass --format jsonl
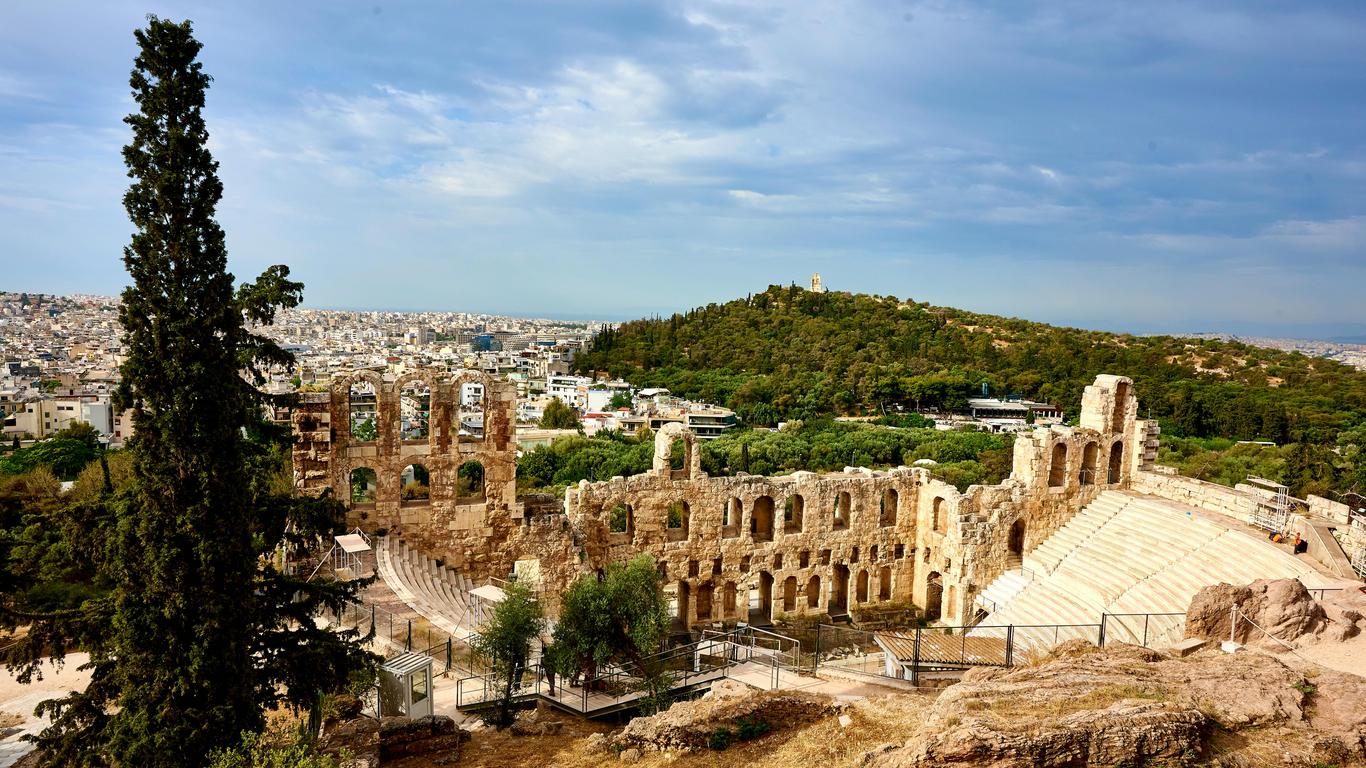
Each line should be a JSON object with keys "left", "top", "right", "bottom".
{"left": 427, "top": 693, "right": 934, "bottom": 768}
{"left": 0, "top": 710, "right": 24, "bottom": 729}
{"left": 975, "top": 683, "right": 1168, "bottom": 730}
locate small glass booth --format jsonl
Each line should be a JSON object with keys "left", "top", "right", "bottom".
{"left": 379, "top": 652, "right": 434, "bottom": 719}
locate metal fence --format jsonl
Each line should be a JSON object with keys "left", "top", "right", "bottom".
{"left": 330, "top": 599, "right": 480, "bottom": 677}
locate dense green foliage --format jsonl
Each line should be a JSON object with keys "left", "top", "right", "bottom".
{"left": 575, "top": 285, "right": 1366, "bottom": 446}
{"left": 539, "top": 398, "right": 581, "bottom": 429}
{"left": 1, "top": 19, "right": 374, "bottom": 767}
{"left": 470, "top": 581, "right": 545, "bottom": 728}
{"left": 545, "top": 555, "right": 671, "bottom": 685}
{"left": 517, "top": 421, "right": 1013, "bottom": 495}
{"left": 0, "top": 424, "right": 101, "bottom": 480}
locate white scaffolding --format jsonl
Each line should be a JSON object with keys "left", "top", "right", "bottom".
{"left": 1245, "top": 476, "right": 1292, "bottom": 535}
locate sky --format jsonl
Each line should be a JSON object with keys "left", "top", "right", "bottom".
{"left": 2, "top": 1, "right": 1365, "bottom": 337}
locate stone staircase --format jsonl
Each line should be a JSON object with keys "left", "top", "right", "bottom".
{"left": 375, "top": 536, "right": 480, "bottom": 641}
{"left": 974, "top": 490, "right": 1335, "bottom": 651}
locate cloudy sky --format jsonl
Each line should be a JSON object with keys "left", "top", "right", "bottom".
{"left": 3, "top": 1, "right": 1365, "bottom": 336}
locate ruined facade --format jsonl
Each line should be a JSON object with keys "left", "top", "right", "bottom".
{"left": 293, "top": 370, "right": 1157, "bottom": 628}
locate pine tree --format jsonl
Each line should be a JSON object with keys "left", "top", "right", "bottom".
{"left": 1, "top": 17, "right": 374, "bottom": 766}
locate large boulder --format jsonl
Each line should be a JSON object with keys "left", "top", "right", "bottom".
{"left": 1185, "top": 579, "right": 1328, "bottom": 647}
{"left": 613, "top": 682, "right": 835, "bottom": 753}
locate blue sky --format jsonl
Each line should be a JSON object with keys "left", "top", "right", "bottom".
{"left": 3, "top": 1, "right": 1365, "bottom": 337}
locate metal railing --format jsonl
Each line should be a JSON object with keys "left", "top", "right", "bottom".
{"left": 330, "top": 599, "right": 480, "bottom": 677}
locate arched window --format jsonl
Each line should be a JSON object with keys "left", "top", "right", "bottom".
{"left": 1111, "top": 382, "right": 1129, "bottom": 433}
{"left": 457, "top": 381, "right": 485, "bottom": 442}
{"left": 784, "top": 494, "right": 804, "bottom": 534}
{"left": 349, "top": 380, "right": 377, "bottom": 442}
{"left": 1108, "top": 441, "right": 1124, "bottom": 484}
{"left": 782, "top": 576, "right": 797, "bottom": 612}
{"left": 833, "top": 491, "right": 850, "bottom": 530}
{"left": 722, "top": 582, "right": 738, "bottom": 617}
{"left": 456, "top": 460, "right": 484, "bottom": 503}
{"left": 695, "top": 583, "right": 714, "bottom": 621}
{"left": 722, "top": 497, "right": 741, "bottom": 539}
{"left": 878, "top": 567, "right": 892, "bottom": 601}
{"left": 398, "top": 380, "right": 430, "bottom": 441}
{"left": 806, "top": 575, "right": 821, "bottom": 609}
{"left": 925, "top": 571, "right": 942, "bottom": 619}
{"left": 880, "top": 488, "right": 898, "bottom": 527}
{"left": 932, "top": 496, "right": 947, "bottom": 533}
{"left": 666, "top": 501, "right": 690, "bottom": 542}
{"left": 1080, "top": 442, "right": 1099, "bottom": 486}
{"left": 752, "top": 496, "right": 775, "bottom": 543}
{"left": 400, "top": 464, "right": 429, "bottom": 504}
{"left": 856, "top": 570, "right": 869, "bottom": 603}
{"left": 1009, "top": 519, "right": 1026, "bottom": 559}
{"left": 350, "top": 467, "right": 377, "bottom": 505}
{"left": 1048, "top": 443, "right": 1067, "bottom": 487}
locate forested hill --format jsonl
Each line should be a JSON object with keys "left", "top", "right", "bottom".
{"left": 574, "top": 285, "right": 1366, "bottom": 443}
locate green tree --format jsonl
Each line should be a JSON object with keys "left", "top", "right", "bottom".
{"left": 540, "top": 398, "right": 581, "bottom": 430}
{"left": 545, "top": 555, "right": 670, "bottom": 687}
{"left": 469, "top": 581, "right": 545, "bottom": 727}
{"left": 607, "top": 391, "right": 633, "bottom": 410}
{"left": 1, "top": 18, "right": 375, "bottom": 767}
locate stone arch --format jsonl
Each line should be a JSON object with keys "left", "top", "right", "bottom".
{"left": 1108, "top": 440, "right": 1124, "bottom": 484}
{"left": 346, "top": 374, "right": 381, "bottom": 443}
{"left": 1111, "top": 381, "right": 1130, "bottom": 433}
{"left": 830, "top": 564, "right": 849, "bottom": 613}
{"left": 452, "top": 371, "right": 493, "bottom": 443}
{"left": 1080, "top": 441, "right": 1099, "bottom": 486}
{"left": 1048, "top": 443, "right": 1068, "bottom": 487}
{"left": 782, "top": 576, "right": 797, "bottom": 613}
{"left": 856, "top": 569, "right": 869, "bottom": 603}
{"left": 834, "top": 491, "right": 850, "bottom": 530}
{"left": 395, "top": 377, "right": 432, "bottom": 443}
{"left": 400, "top": 463, "right": 430, "bottom": 504}
{"left": 754, "top": 571, "right": 774, "bottom": 622}
{"left": 456, "top": 460, "right": 485, "bottom": 503}
{"left": 722, "top": 497, "right": 741, "bottom": 538}
{"left": 806, "top": 575, "right": 821, "bottom": 609}
{"left": 878, "top": 566, "right": 892, "bottom": 601}
{"left": 932, "top": 496, "right": 947, "bottom": 533}
{"left": 1009, "top": 518, "right": 1026, "bottom": 560}
{"left": 880, "top": 487, "right": 899, "bottom": 527}
{"left": 925, "top": 571, "right": 942, "bottom": 620}
{"left": 751, "top": 495, "right": 775, "bottom": 543}
{"left": 349, "top": 467, "right": 377, "bottom": 505}
{"left": 784, "top": 493, "right": 805, "bottom": 534}
{"left": 667, "top": 500, "right": 690, "bottom": 542}
{"left": 654, "top": 422, "right": 699, "bottom": 479}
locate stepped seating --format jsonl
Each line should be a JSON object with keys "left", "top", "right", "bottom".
{"left": 974, "top": 490, "right": 1334, "bottom": 651}
{"left": 375, "top": 537, "right": 480, "bottom": 640}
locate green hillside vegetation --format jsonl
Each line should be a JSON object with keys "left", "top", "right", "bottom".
{"left": 574, "top": 285, "right": 1366, "bottom": 498}
{"left": 516, "top": 421, "right": 1013, "bottom": 496}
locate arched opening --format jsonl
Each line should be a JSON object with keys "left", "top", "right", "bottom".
{"left": 1080, "top": 442, "right": 1099, "bottom": 486}
{"left": 1111, "top": 381, "right": 1130, "bottom": 433}
{"left": 609, "top": 503, "right": 634, "bottom": 537}
{"left": 400, "top": 464, "right": 429, "bottom": 504}
{"left": 880, "top": 487, "right": 898, "bottom": 527}
{"left": 1008, "top": 519, "right": 1026, "bottom": 566}
{"left": 784, "top": 494, "right": 804, "bottom": 534}
{"left": 456, "top": 381, "right": 486, "bottom": 443}
{"left": 1108, "top": 441, "right": 1124, "bottom": 484}
{"left": 932, "top": 496, "right": 946, "bottom": 533}
{"left": 754, "top": 572, "right": 774, "bottom": 623}
{"left": 1048, "top": 443, "right": 1067, "bottom": 487}
{"left": 870, "top": 544, "right": 879, "bottom": 561}
{"left": 695, "top": 582, "right": 714, "bottom": 621}
{"left": 751, "top": 496, "right": 774, "bottom": 543}
{"left": 675, "top": 581, "right": 691, "bottom": 622}
{"left": 806, "top": 575, "right": 821, "bottom": 609}
{"left": 398, "top": 380, "right": 430, "bottom": 441}
{"left": 456, "top": 460, "right": 485, "bottom": 503}
{"left": 350, "top": 467, "right": 377, "bottom": 505}
{"left": 879, "top": 566, "right": 892, "bottom": 601}
{"left": 722, "top": 582, "right": 737, "bottom": 618}
{"left": 782, "top": 576, "right": 797, "bottom": 613}
{"left": 830, "top": 565, "right": 849, "bottom": 613}
{"left": 834, "top": 491, "right": 850, "bottom": 530}
{"left": 348, "top": 380, "right": 378, "bottom": 442}
{"left": 722, "top": 497, "right": 741, "bottom": 538}
{"left": 666, "top": 500, "right": 690, "bottom": 542}
{"left": 856, "top": 570, "right": 869, "bottom": 603}
{"left": 669, "top": 437, "right": 689, "bottom": 473}
{"left": 925, "top": 572, "right": 942, "bottom": 620}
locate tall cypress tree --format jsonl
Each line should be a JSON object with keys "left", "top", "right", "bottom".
{"left": 2, "top": 17, "right": 374, "bottom": 767}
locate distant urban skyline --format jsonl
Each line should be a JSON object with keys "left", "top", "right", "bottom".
{"left": 3, "top": 1, "right": 1365, "bottom": 337}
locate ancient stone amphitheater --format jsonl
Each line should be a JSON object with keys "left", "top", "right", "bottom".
{"left": 292, "top": 373, "right": 1364, "bottom": 653}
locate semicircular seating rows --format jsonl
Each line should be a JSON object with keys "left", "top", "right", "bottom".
{"left": 375, "top": 536, "right": 479, "bottom": 642}
{"left": 973, "top": 490, "right": 1336, "bottom": 652}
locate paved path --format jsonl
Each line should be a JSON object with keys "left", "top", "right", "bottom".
{"left": 0, "top": 653, "right": 91, "bottom": 768}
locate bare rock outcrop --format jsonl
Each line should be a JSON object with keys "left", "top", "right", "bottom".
{"left": 865, "top": 639, "right": 1364, "bottom": 768}
{"left": 612, "top": 680, "right": 835, "bottom": 753}
{"left": 1184, "top": 579, "right": 1329, "bottom": 647}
